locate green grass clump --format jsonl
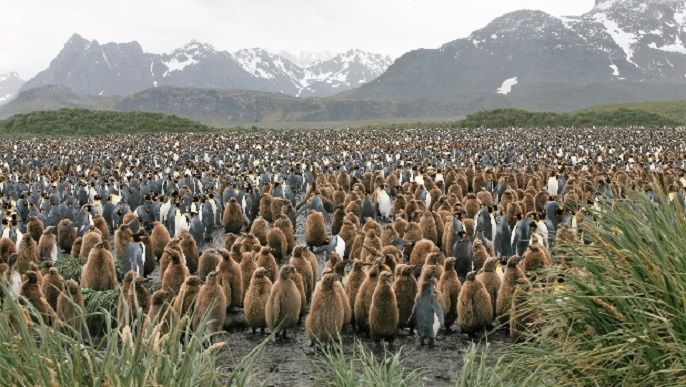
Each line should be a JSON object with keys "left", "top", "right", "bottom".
{"left": 313, "top": 339, "right": 428, "bottom": 386}
{"left": 501, "top": 189, "right": 686, "bottom": 385}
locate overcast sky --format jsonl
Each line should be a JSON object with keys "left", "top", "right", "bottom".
{"left": 1, "top": 0, "right": 595, "bottom": 79}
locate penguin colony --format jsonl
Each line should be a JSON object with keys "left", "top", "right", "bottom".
{"left": 0, "top": 127, "right": 682, "bottom": 349}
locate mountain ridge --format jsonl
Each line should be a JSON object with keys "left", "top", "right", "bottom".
{"left": 20, "top": 34, "right": 393, "bottom": 98}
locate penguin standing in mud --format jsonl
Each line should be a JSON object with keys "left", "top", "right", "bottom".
{"left": 306, "top": 272, "right": 345, "bottom": 345}
{"left": 414, "top": 272, "right": 444, "bottom": 346}
{"left": 369, "top": 271, "right": 398, "bottom": 345}
{"left": 457, "top": 271, "right": 493, "bottom": 335}
{"left": 244, "top": 267, "right": 273, "bottom": 334}
{"left": 266, "top": 265, "right": 301, "bottom": 338}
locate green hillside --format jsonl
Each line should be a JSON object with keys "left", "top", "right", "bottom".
{"left": 0, "top": 108, "right": 214, "bottom": 137}
{"left": 579, "top": 100, "right": 686, "bottom": 123}
{"left": 456, "top": 108, "right": 683, "bottom": 128}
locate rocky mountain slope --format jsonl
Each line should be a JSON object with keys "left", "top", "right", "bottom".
{"left": 342, "top": 0, "right": 686, "bottom": 111}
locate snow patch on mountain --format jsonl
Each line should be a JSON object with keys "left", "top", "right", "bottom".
{"left": 593, "top": 12, "right": 639, "bottom": 65}
{"left": 497, "top": 77, "right": 518, "bottom": 94}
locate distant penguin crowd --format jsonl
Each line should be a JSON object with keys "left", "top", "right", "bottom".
{"left": 1, "top": 126, "right": 685, "bottom": 346}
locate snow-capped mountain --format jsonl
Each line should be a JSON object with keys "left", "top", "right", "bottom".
{"left": 20, "top": 34, "right": 393, "bottom": 98}
{"left": 345, "top": 0, "right": 686, "bottom": 110}
{"left": 0, "top": 72, "right": 25, "bottom": 106}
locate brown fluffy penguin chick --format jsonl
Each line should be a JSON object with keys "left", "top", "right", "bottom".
{"left": 28, "top": 262, "right": 43, "bottom": 284}
{"left": 58, "top": 219, "right": 76, "bottom": 253}
{"left": 305, "top": 210, "right": 328, "bottom": 249}
{"left": 79, "top": 228, "right": 103, "bottom": 264}
{"left": 223, "top": 232, "right": 240, "bottom": 253}
{"left": 27, "top": 216, "right": 44, "bottom": 243}
{"left": 403, "top": 222, "right": 423, "bottom": 257}
{"left": 464, "top": 194, "right": 481, "bottom": 219}
{"left": 114, "top": 224, "right": 133, "bottom": 260}
{"left": 419, "top": 211, "right": 438, "bottom": 245}
{"left": 198, "top": 248, "right": 221, "bottom": 282}
{"left": 20, "top": 271, "right": 54, "bottom": 325}
{"left": 93, "top": 215, "right": 109, "bottom": 239}
{"left": 16, "top": 233, "right": 39, "bottom": 272}
{"left": 438, "top": 257, "right": 461, "bottom": 332}
{"left": 360, "top": 230, "right": 382, "bottom": 263}
{"left": 381, "top": 225, "right": 399, "bottom": 247}
{"left": 38, "top": 226, "right": 58, "bottom": 262}
{"left": 159, "top": 239, "right": 184, "bottom": 280}
{"left": 161, "top": 249, "right": 189, "bottom": 295}
{"left": 290, "top": 268, "right": 307, "bottom": 323}
{"left": 178, "top": 230, "right": 200, "bottom": 274}
{"left": 0, "top": 237, "right": 16, "bottom": 264}
{"left": 117, "top": 271, "right": 137, "bottom": 323}
{"left": 496, "top": 256, "right": 527, "bottom": 325}
{"left": 250, "top": 216, "right": 270, "bottom": 246}
{"left": 394, "top": 264, "right": 418, "bottom": 333}
{"left": 332, "top": 205, "right": 346, "bottom": 236}
{"left": 151, "top": 221, "right": 172, "bottom": 260}
{"left": 244, "top": 267, "right": 273, "bottom": 334}
{"left": 192, "top": 271, "right": 226, "bottom": 335}
{"left": 409, "top": 239, "right": 438, "bottom": 266}
{"left": 255, "top": 246, "right": 278, "bottom": 284}
{"left": 270, "top": 198, "right": 283, "bottom": 220}
{"left": 266, "top": 265, "right": 302, "bottom": 338}
{"left": 56, "top": 279, "right": 85, "bottom": 333}
{"left": 339, "top": 220, "right": 357, "bottom": 259}
{"left": 369, "top": 271, "right": 399, "bottom": 344}
{"left": 217, "top": 248, "right": 243, "bottom": 309}
{"left": 354, "top": 262, "right": 382, "bottom": 335}
{"left": 41, "top": 267, "right": 64, "bottom": 313}
{"left": 457, "top": 271, "right": 493, "bottom": 334}
{"left": 147, "top": 289, "right": 176, "bottom": 335}
{"left": 306, "top": 273, "right": 344, "bottom": 345}
{"left": 240, "top": 246, "right": 259, "bottom": 300}
{"left": 267, "top": 228, "right": 288, "bottom": 263}
{"left": 70, "top": 237, "right": 82, "bottom": 259}
{"left": 258, "top": 193, "right": 274, "bottom": 223}
{"left": 476, "top": 257, "right": 502, "bottom": 319}
{"left": 346, "top": 260, "right": 368, "bottom": 326}
{"left": 290, "top": 247, "right": 314, "bottom": 303}
{"left": 274, "top": 214, "right": 295, "bottom": 255}
{"left": 172, "top": 276, "right": 203, "bottom": 317}
{"left": 239, "top": 233, "right": 260, "bottom": 255}
{"left": 223, "top": 197, "right": 245, "bottom": 234}
{"left": 81, "top": 242, "right": 117, "bottom": 291}
{"left": 472, "top": 239, "right": 490, "bottom": 272}
{"left": 127, "top": 276, "right": 152, "bottom": 324}
{"left": 521, "top": 243, "right": 551, "bottom": 275}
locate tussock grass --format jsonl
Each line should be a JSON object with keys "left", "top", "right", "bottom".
{"left": 0, "top": 287, "right": 265, "bottom": 386}
{"left": 312, "top": 339, "right": 428, "bottom": 386}
{"left": 503, "top": 190, "right": 686, "bottom": 386}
